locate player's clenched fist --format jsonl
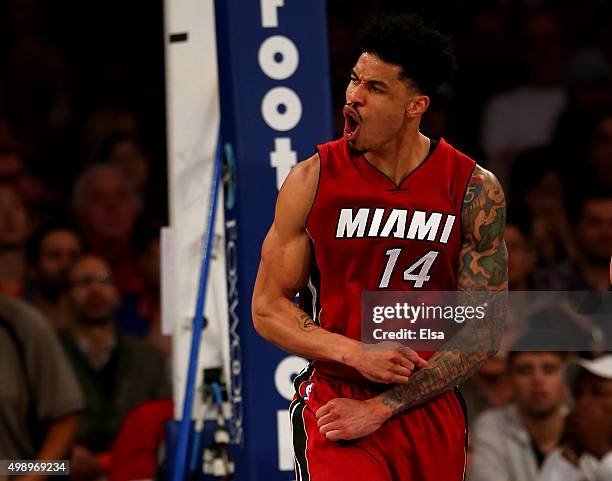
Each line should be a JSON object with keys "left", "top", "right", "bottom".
{"left": 343, "top": 341, "right": 428, "bottom": 383}
{"left": 316, "top": 397, "right": 390, "bottom": 441}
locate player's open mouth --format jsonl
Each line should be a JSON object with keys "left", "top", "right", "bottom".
{"left": 343, "top": 105, "right": 361, "bottom": 141}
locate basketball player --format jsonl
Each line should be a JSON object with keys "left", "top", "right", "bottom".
{"left": 252, "top": 14, "right": 508, "bottom": 481}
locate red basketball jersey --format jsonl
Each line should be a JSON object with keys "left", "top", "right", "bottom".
{"left": 301, "top": 137, "right": 476, "bottom": 380}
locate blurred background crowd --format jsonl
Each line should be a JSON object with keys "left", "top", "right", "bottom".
{"left": 0, "top": 0, "right": 611, "bottom": 480}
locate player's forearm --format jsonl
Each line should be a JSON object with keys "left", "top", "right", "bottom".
{"left": 371, "top": 291, "right": 505, "bottom": 418}
{"left": 372, "top": 349, "right": 490, "bottom": 419}
{"left": 252, "top": 297, "right": 359, "bottom": 364}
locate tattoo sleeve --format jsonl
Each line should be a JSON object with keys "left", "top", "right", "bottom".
{"left": 380, "top": 165, "right": 508, "bottom": 416}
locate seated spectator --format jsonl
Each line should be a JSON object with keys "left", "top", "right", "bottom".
{"left": 534, "top": 190, "right": 612, "bottom": 291}
{"left": 480, "top": 9, "right": 568, "bottom": 188}
{"left": 506, "top": 224, "right": 536, "bottom": 291}
{"left": 99, "top": 132, "right": 150, "bottom": 196}
{"left": 26, "top": 224, "right": 82, "bottom": 330}
{"left": 72, "top": 165, "right": 143, "bottom": 295}
{"left": 80, "top": 107, "right": 140, "bottom": 165}
{"left": 540, "top": 355, "right": 612, "bottom": 481}
{"left": 60, "top": 255, "right": 170, "bottom": 480}
{"left": 551, "top": 50, "right": 612, "bottom": 181}
{"left": 503, "top": 223, "right": 539, "bottom": 351}
{"left": 588, "top": 110, "right": 612, "bottom": 190}
{"left": 0, "top": 182, "right": 32, "bottom": 298}
{"left": 469, "top": 343, "right": 568, "bottom": 481}
{"left": 460, "top": 355, "right": 513, "bottom": 429}
{"left": 508, "top": 149, "right": 574, "bottom": 267}
{"left": 98, "top": 133, "right": 166, "bottom": 224}
{"left": 116, "top": 225, "right": 169, "bottom": 358}
{"left": 0, "top": 294, "right": 84, "bottom": 461}
{"left": 0, "top": 149, "right": 47, "bottom": 221}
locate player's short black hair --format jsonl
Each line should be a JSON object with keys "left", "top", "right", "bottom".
{"left": 356, "top": 14, "right": 457, "bottom": 96}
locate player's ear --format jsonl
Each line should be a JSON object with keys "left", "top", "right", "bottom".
{"left": 406, "top": 95, "right": 430, "bottom": 117}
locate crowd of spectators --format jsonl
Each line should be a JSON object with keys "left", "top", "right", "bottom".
{"left": 0, "top": 1, "right": 169, "bottom": 476}
{"left": 0, "top": 0, "right": 611, "bottom": 480}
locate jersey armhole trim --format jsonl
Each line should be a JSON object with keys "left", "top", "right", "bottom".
{"left": 458, "top": 162, "right": 478, "bottom": 241}
{"left": 304, "top": 149, "right": 322, "bottom": 241}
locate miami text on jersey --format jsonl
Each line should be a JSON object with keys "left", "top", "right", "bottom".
{"left": 335, "top": 208, "right": 456, "bottom": 244}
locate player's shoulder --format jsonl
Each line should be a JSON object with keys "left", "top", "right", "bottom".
{"left": 470, "top": 164, "right": 500, "bottom": 188}
{"left": 275, "top": 154, "right": 320, "bottom": 227}
{"left": 461, "top": 164, "right": 505, "bottom": 216}
{"left": 280, "top": 154, "right": 320, "bottom": 200}
{"left": 288, "top": 153, "right": 320, "bottom": 184}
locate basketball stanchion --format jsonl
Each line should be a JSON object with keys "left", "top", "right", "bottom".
{"left": 202, "top": 382, "right": 234, "bottom": 479}
{"left": 171, "top": 134, "right": 224, "bottom": 481}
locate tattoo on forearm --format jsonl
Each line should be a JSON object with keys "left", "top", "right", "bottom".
{"left": 297, "top": 313, "right": 319, "bottom": 331}
{"left": 381, "top": 166, "right": 508, "bottom": 416}
{"left": 382, "top": 351, "right": 484, "bottom": 415}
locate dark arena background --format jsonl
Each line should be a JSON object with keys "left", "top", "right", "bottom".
{"left": 0, "top": 1, "right": 611, "bottom": 481}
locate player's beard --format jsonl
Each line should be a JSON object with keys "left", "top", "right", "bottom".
{"left": 347, "top": 141, "right": 368, "bottom": 155}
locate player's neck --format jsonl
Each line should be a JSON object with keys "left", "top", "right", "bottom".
{"left": 365, "top": 130, "right": 431, "bottom": 186}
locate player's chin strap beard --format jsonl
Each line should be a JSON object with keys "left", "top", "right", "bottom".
{"left": 348, "top": 145, "right": 368, "bottom": 155}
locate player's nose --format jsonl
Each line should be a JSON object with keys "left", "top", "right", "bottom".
{"left": 346, "top": 82, "right": 365, "bottom": 107}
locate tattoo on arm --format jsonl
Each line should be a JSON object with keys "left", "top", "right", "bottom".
{"left": 381, "top": 165, "right": 508, "bottom": 416}
{"left": 297, "top": 313, "right": 320, "bottom": 331}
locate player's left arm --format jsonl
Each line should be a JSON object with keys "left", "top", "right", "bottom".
{"left": 316, "top": 165, "right": 508, "bottom": 441}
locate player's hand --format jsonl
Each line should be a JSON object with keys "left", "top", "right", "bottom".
{"left": 344, "top": 341, "right": 427, "bottom": 383}
{"left": 316, "top": 397, "right": 389, "bottom": 441}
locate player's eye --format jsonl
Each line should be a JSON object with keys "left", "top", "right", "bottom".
{"left": 350, "top": 76, "right": 359, "bottom": 85}
{"left": 370, "top": 85, "right": 383, "bottom": 94}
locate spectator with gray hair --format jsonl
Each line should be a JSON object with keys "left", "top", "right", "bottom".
{"left": 72, "top": 164, "right": 143, "bottom": 295}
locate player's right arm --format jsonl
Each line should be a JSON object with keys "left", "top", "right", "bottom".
{"left": 252, "top": 154, "right": 426, "bottom": 383}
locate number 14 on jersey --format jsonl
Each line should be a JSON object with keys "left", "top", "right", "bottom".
{"left": 379, "top": 249, "right": 439, "bottom": 289}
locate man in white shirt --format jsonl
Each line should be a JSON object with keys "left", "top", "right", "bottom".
{"left": 469, "top": 346, "right": 567, "bottom": 481}
{"left": 540, "top": 355, "right": 612, "bottom": 481}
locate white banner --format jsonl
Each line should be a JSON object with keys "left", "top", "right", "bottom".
{"left": 163, "top": 0, "right": 229, "bottom": 420}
